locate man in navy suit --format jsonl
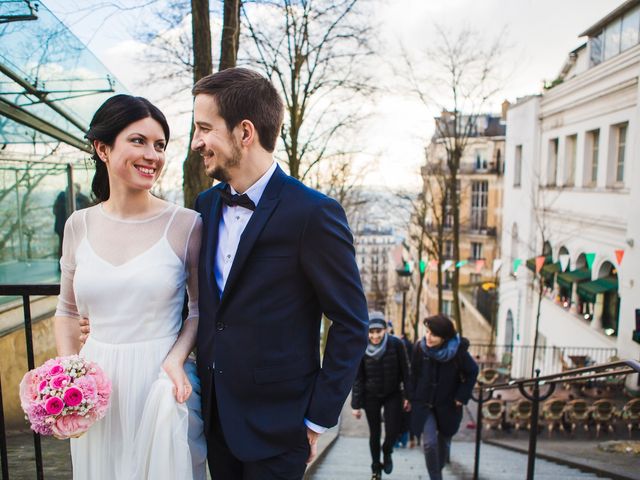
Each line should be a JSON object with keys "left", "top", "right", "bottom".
{"left": 191, "top": 67, "right": 368, "bottom": 479}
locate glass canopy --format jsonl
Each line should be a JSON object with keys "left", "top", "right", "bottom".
{"left": 0, "top": 0, "right": 127, "bottom": 149}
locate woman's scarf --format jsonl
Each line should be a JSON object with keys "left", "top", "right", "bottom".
{"left": 420, "top": 334, "right": 461, "bottom": 363}
{"left": 365, "top": 332, "right": 389, "bottom": 360}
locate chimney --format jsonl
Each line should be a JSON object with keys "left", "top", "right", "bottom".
{"left": 501, "top": 100, "right": 510, "bottom": 120}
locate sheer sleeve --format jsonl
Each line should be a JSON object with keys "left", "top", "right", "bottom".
{"left": 184, "top": 214, "right": 202, "bottom": 321}
{"left": 55, "top": 212, "right": 82, "bottom": 318}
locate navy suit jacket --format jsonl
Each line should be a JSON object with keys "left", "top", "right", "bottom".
{"left": 194, "top": 166, "right": 368, "bottom": 462}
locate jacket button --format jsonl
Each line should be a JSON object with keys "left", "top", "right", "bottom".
{"left": 216, "top": 322, "right": 225, "bottom": 331}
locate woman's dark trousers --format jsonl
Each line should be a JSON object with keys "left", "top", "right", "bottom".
{"left": 363, "top": 392, "right": 402, "bottom": 467}
{"left": 422, "top": 408, "right": 452, "bottom": 480}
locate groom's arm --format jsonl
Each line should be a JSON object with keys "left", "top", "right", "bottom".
{"left": 300, "top": 196, "right": 368, "bottom": 429}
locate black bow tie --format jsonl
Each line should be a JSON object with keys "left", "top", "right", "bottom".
{"left": 219, "top": 187, "right": 256, "bottom": 211}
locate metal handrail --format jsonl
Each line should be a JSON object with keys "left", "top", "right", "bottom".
{"left": 470, "top": 359, "right": 640, "bottom": 480}
{"left": 0, "top": 283, "right": 61, "bottom": 480}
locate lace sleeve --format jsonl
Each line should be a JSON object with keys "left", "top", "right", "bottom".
{"left": 184, "top": 213, "right": 202, "bottom": 321}
{"left": 55, "top": 212, "right": 82, "bottom": 318}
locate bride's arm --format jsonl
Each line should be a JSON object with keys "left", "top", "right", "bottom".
{"left": 54, "top": 216, "right": 82, "bottom": 356}
{"left": 163, "top": 214, "right": 202, "bottom": 404}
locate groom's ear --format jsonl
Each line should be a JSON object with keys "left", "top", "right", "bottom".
{"left": 238, "top": 119, "right": 256, "bottom": 148}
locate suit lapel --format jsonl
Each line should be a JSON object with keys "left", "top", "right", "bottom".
{"left": 220, "top": 167, "right": 286, "bottom": 306}
{"left": 205, "top": 187, "right": 224, "bottom": 301}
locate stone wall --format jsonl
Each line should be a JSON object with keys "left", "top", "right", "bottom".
{"left": 1, "top": 297, "right": 58, "bottom": 429}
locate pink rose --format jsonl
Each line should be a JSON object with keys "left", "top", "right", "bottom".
{"left": 51, "top": 413, "right": 94, "bottom": 438}
{"left": 50, "top": 375, "right": 71, "bottom": 390}
{"left": 38, "top": 380, "right": 48, "bottom": 392}
{"left": 45, "top": 396, "right": 64, "bottom": 415}
{"left": 63, "top": 387, "right": 83, "bottom": 407}
{"left": 48, "top": 364, "right": 64, "bottom": 376}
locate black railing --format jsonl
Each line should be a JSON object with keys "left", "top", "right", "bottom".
{"left": 469, "top": 343, "right": 618, "bottom": 378}
{"left": 0, "top": 284, "right": 60, "bottom": 480}
{"left": 471, "top": 359, "right": 640, "bottom": 480}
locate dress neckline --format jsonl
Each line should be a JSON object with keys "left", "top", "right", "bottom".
{"left": 97, "top": 202, "right": 174, "bottom": 224}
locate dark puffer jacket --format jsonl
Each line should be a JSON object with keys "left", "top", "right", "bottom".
{"left": 351, "top": 335, "right": 411, "bottom": 409}
{"left": 408, "top": 336, "right": 479, "bottom": 437}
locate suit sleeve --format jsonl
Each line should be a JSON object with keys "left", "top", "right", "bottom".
{"left": 300, "top": 197, "right": 368, "bottom": 428}
{"left": 454, "top": 351, "right": 479, "bottom": 405}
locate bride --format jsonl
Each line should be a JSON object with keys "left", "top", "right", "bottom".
{"left": 54, "top": 94, "right": 207, "bottom": 479}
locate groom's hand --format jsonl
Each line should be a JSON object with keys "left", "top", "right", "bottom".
{"left": 306, "top": 428, "right": 319, "bottom": 464}
{"left": 78, "top": 317, "right": 90, "bottom": 344}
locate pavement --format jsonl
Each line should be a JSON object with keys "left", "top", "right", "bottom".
{"left": 4, "top": 400, "right": 639, "bottom": 479}
{"left": 307, "top": 399, "right": 634, "bottom": 480}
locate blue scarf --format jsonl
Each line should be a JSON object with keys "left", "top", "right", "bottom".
{"left": 365, "top": 333, "right": 388, "bottom": 360}
{"left": 420, "top": 334, "right": 460, "bottom": 363}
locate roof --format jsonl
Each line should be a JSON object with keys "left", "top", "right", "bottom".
{"left": 579, "top": 0, "right": 640, "bottom": 37}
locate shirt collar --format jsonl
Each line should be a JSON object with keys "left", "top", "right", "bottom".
{"left": 229, "top": 162, "right": 277, "bottom": 209}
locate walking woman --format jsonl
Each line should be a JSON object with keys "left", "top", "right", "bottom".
{"left": 409, "top": 314, "right": 478, "bottom": 480}
{"left": 351, "top": 312, "right": 411, "bottom": 479}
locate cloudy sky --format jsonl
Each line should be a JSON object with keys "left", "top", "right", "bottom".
{"left": 45, "top": 0, "right": 622, "bottom": 190}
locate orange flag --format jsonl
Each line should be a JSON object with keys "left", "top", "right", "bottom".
{"left": 535, "top": 255, "right": 546, "bottom": 274}
{"left": 615, "top": 249, "right": 624, "bottom": 265}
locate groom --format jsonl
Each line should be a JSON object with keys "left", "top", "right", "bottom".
{"left": 191, "top": 67, "right": 368, "bottom": 479}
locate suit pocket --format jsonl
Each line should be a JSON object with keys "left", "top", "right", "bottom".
{"left": 253, "top": 359, "right": 318, "bottom": 384}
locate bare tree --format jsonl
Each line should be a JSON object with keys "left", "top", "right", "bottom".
{"left": 134, "top": 0, "right": 243, "bottom": 207}
{"left": 400, "top": 167, "right": 453, "bottom": 339}
{"left": 220, "top": 0, "right": 241, "bottom": 70}
{"left": 403, "top": 25, "right": 506, "bottom": 334}
{"left": 242, "top": 0, "right": 375, "bottom": 184}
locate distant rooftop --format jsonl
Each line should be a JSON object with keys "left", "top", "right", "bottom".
{"left": 432, "top": 113, "right": 506, "bottom": 140}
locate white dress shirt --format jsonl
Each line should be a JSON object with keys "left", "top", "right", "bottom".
{"left": 213, "top": 161, "right": 326, "bottom": 434}
{"left": 215, "top": 161, "right": 277, "bottom": 293}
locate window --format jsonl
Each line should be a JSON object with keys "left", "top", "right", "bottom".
{"left": 444, "top": 240, "right": 453, "bottom": 259}
{"left": 475, "top": 148, "right": 488, "bottom": 170}
{"left": 443, "top": 272, "right": 453, "bottom": 291}
{"left": 514, "top": 145, "right": 522, "bottom": 187}
{"left": 590, "top": 31, "right": 604, "bottom": 66}
{"left": 471, "top": 242, "right": 483, "bottom": 260}
{"left": 442, "top": 300, "right": 452, "bottom": 315}
{"left": 585, "top": 129, "right": 599, "bottom": 186}
{"left": 621, "top": 6, "right": 640, "bottom": 51}
{"left": 547, "top": 138, "right": 558, "bottom": 186}
{"left": 470, "top": 181, "right": 488, "bottom": 229}
{"left": 604, "top": 19, "right": 622, "bottom": 60}
{"left": 564, "top": 135, "right": 577, "bottom": 186}
{"left": 469, "top": 273, "right": 481, "bottom": 285}
{"left": 615, "top": 123, "right": 627, "bottom": 184}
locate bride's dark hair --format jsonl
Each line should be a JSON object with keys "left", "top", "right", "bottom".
{"left": 86, "top": 95, "right": 170, "bottom": 202}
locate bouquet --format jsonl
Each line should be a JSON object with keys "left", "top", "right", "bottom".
{"left": 19, "top": 355, "right": 111, "bottom": 438}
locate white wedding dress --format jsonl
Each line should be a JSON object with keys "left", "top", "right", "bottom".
{"left": 55, "top": 203, "right": 207, "bottom": 479}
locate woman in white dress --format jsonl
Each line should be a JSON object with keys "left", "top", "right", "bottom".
{"left": 54, "top": 94, "right": 207, "bottom": 479}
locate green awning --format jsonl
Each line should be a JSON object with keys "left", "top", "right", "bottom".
{"left": 577, "top": 276, "right": 618, "bottom": 303}
{"left": 526, "top": 255, "right": 552, "bottom": 272}
{"left": 541, "top": 262, "right": 560, "bottom": 279}
{"left": 557, "top": 269, "right": 591, "bottom": 289}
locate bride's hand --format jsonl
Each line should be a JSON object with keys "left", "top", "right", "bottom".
{"left": 162, "top": 359, "right": 192, "bottom": 404}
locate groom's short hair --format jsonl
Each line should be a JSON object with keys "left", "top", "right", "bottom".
{"left": 192, "top": 68, "right": 284, "bottom": 152}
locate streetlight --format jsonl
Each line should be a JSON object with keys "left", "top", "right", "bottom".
{"left": 396, "top": 261, "right": 412, "bottom": 337}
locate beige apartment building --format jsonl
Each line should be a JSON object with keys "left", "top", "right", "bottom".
{"left": 420, "top": 113, "right": 505, "bottom": 337}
